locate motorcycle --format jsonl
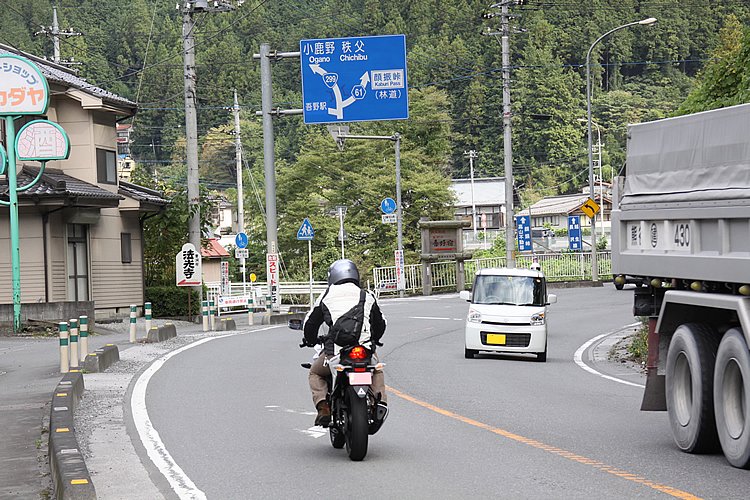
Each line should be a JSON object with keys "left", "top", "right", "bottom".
{"left": 289, "top": 319, "right": 388, "bottom": 461}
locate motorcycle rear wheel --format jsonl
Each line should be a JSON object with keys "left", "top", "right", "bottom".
{"left": 345, "top": 396, "right": 369, "bottom": 461}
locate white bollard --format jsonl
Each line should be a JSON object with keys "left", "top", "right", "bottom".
{"left": 69, "top": 319, "right": 79, "bottom": 368}
{"left": 59, "top": 322, "right": 69, "bottom": 374}
{"left": 144, "top": 302, "right": 152, "bottom": 335}
{"left": 209, "top": 300, "right": 216, "bottom": 331}
{"left": 202, "top": 300, "right": 209, "bottom": 332}
{"left": 129, "top": 304, "right": 137, "bottom": 343}
{"left": 79, "top": 316, "right": 89, "bottom": 362}
{"left": 248, "top": 297, "right": 254, "bottom": 326}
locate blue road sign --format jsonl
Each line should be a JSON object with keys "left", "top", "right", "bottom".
{"left": 297, "top": 218, "right": 315, "bottom": 241}
{"left": 235, "top": 232, "right": 248, "bottom": 249}
{"left": 516, "top": 216, "right": 532, "bottom": 252}
{"left": 568, "top": 215, "right": 582, "bottom": 251}
{"left": 380, "top": 197, "right": 397, "bottom": 214}
{"left": 299, "top": 35, "right": 408, "bottom": 124}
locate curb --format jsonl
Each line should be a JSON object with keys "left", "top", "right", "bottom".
{"left": 82, "top": 344, "right": 120, "bottom": 373}
{"left": 49, "top": 372, "right": 96, "bottom": 500}
{"left": 260, "top": 312, "right": 305, "bottom": 325}
{"left": 146, "top": 323, "right": 177, "bottom": 343}
{"left": 219, "top": 317, "right": 237, "bottom": 331}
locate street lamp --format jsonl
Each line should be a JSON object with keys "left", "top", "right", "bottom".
{"left": 585, "top": 17, "right": 656, "bottom": 281}
{"left": 577, "top": 118, "right": 603, "bottom": 231}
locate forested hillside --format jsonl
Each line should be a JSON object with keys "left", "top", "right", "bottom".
{"left": 2, "top": 0, "right": 749, "bottom": 280}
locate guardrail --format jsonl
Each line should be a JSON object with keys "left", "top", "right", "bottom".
{"left": 372, "top": 251, "right": 613, "bottom": 295}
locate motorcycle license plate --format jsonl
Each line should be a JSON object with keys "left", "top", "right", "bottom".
{"left": 486, "top": 334, "right": 506, "bottom": 345}
{"left": 348, "top": 372, "right": 372, "bottom": 385}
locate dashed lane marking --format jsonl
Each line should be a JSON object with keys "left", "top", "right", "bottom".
{"left": 388, "top": 385, "right": 700, "bottom": 500}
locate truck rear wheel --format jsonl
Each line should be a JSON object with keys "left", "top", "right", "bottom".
{"left": 665, "top": 323, "right": 721, "bottom": 453}
{"left": 714, "top": 328, "right": 750, "bottom": 468}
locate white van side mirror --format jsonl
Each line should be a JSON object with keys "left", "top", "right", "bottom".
{"left": 459, "top": 290, "right": 471, "bottom": 302}
{"left": 547, "top": 294, "right": 557, "bottom": 304}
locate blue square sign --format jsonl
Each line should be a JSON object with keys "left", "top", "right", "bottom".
{"left": 299, "top": 35, "right": 409, "bottom": 124}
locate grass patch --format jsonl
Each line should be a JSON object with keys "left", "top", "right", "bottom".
{"left": 627, "top": 317, "right": 649, "bottom": 364}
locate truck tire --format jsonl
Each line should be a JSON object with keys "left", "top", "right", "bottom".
{"left": 665, "top": 323, "right": 721, "bottom": 453}
{"left": 713, "top": 328, "right": 750, "bottom": 468}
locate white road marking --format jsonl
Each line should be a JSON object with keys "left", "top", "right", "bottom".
{"left": 131, "top": 326, "right": 281, "bottom": 499}
{"left": 574, "top": 325, "right": 645, "bottom": 389}
{"left": 298, "top": 426, "right": 327, "bottom": 439}
{"left": 265, "top": 405, "right": 316, "bottom": 416}
{"left": 409, "top": 316, "right": 451, "bottom": 320}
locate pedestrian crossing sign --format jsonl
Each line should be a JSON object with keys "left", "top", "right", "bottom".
{"left": 297, "top": 218, "right": 315, "bottom": 240}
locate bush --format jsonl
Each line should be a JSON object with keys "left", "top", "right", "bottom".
{"left": 145, "top": 286, "right": 200, "bottom": 318}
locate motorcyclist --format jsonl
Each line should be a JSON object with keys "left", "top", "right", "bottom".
{"left": 302, "top": 259, "right": 387, "bottom": 426}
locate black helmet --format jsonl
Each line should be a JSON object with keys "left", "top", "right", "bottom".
{"left": 328, "top": 259, "right": 360, "bottom": 285}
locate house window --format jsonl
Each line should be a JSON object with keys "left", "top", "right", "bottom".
{"left": 67, "top": 224, "right": 89, "bottom": 302}
{"left": 121, "top": 233, "right": 132, "bottom": 263}
{"left": 97, "top": 148, "right": 117, "bottom": 184}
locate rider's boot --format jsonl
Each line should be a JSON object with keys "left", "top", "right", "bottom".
{"left": 315, "top": 400, "right": 331, "bottom": 427}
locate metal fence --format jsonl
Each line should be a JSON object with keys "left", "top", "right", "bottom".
{"left": 372, "top": 251, "right": 612, "bottom": 295}
{"left": 205, "top": 281, "right": 329, "bottom": 307}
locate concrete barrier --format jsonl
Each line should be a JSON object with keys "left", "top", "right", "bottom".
{"left": 82, "top": 344, "right": 120, "bottom": 374}
{"left": 146, "top": 323, "right": 177, "bottom": 343}
{"left": 219, "top": 318, "right": 237, "bottom": 331}
{"left": 49, "top": 372, "right": 96, "bottom": 499}
{"left": 260, "top": 312, "right": 306, "bottom": 325}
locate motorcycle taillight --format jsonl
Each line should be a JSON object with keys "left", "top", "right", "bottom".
{"left": 349, "top": 346, "right": 367, "bottom": 360}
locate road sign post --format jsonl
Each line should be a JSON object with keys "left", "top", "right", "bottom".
{"left": 297, "top": 218, "right": 315, "bottom": 307}
{"left": 300, "top": 35, "right": 408, "bottom": 124}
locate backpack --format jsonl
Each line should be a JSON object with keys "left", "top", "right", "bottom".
{"left": 329, "top": 289, "right": 367, "bottom": 347}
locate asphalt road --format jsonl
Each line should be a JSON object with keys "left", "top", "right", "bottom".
{"left": 133, "top": 285, "right": 749, "bottom": 499}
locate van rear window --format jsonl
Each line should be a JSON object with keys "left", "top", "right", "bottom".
{"left": 472, "top": 276, "right": 545, "bottom": 306}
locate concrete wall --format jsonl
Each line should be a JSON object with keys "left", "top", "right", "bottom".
{"left": 0, "top": 301, "right": 94, "bottom": 328}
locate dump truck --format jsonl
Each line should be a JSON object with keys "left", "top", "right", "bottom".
{"left": 612, "top": 103, "right": 750, "bottom": 469}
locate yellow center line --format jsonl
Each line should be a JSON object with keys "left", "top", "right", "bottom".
{"left": 387, "top": 385, "right": 701, "bottom": 500}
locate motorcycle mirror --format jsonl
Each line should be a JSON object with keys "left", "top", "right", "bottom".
{"left": 288, "top": 319, "right": 303, "bottom": 330}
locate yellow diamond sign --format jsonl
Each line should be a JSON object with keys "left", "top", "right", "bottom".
{"left": 580, "top": 198, "right": 600, "bottom": 219}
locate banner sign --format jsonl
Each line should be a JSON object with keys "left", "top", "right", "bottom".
{"left": 568, "top": 216, "right": 582, "bottom": 251}
{"left": 516, "top": 216, "right": 532, "bottom": 252}
{"left": 0, "top": 55, "right": 49, "bottom": 115}
{"left": 218, "top": 295, "right": 251, "bottom": 308}
{"left": 266, "top": 253, "right": 280, "bottom": 310}
{"left": 395, "top": 249, "right": 406, "bottom": 291}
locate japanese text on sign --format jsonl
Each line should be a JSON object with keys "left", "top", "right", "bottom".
{"left": 516, "top": 216, "right": 532, "bottom": 252}
{"left": 0, "top": 56, "right": 49, "bottom": 115}
{"left": 429, "top": 228, "right": 457, "bottom": 252}
{"left": 567, "top": 216, "right": 582, "bottom": 251}
{"left": 176, "top": 243, "right": 202, "bottom": 286}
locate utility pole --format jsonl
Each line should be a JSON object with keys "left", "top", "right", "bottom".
{"left": 253, "top": 46, "right": 303, "bottom": 307}
{"left": 233, "top": 89, "right": 247, "bottom": 296}
{"left": 485, "top": 1, "right": 517, "bottom": 268}
{"left": 464, "top": 150, "right": 478, "bottom": 240}
{"left": 181, "top": 0, "right": 234, "bottom": 312}
{"left": 34, "top": 6, "right": 81, "bottom": 65}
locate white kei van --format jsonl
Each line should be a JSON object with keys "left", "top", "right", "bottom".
{"left": 459, "top": 268, "right": 557, "bottom": 362}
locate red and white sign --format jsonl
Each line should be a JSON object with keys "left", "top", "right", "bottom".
{"left": 0, "top": 55, "right": 49, "bottom": 115}
{"left": 221, "top": 261, "right": 230, "bottom": 295}
{"left": 394, "top": 249, "right": 406, "bottom": 291}
{"left": 266, "top": 253, "right": 280, "bottom": 310}
{"left": 176, "top": 243, "right": 202, "bottom": 286}
{"left": 218, "top": 295, "right": 250, "bottom": 308}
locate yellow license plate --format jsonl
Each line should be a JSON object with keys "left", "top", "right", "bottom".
{"left": 486, "top": 334, "right": 506, "bottom": 345}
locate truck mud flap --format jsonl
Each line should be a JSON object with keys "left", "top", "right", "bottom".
{"left": 640, "top": 371, "right": 667, "bottom": 411}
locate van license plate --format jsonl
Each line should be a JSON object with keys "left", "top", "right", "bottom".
{"left": 486, "top": 334, "right": 506, "bottom": 345}
{"left": 348, "top": 372, "right": 372, "bottom": 385}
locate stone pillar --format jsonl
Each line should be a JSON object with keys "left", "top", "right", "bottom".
{"left": 422, "top": 261, "right": 432, "bottom": 296}
{"left": 456, "top": 259, "right": 466, "bottom": 292}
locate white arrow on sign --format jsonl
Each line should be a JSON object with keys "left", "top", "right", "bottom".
{"left": 310, "top": 63, "right": 370, "bottom": 120}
